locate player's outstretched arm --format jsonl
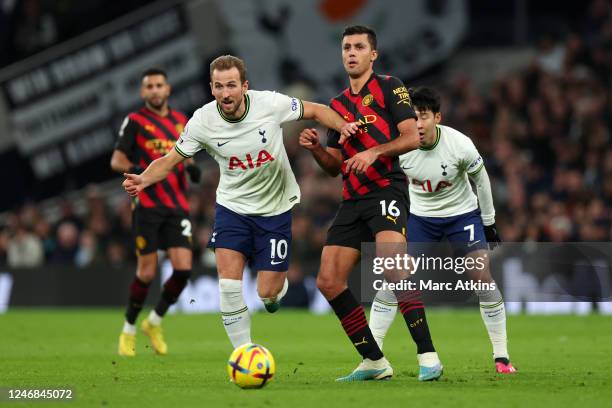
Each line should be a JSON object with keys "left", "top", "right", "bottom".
{"left": 301, "top": 101, "right": 359, "bottom": 143}
{"left": 110, "top": 149, "right": 142, "bottom": 174}
{"left": 299, "top": 128, "right": 343, "bottom": 176}
{"left": 123, "top": 149, "right": 186, "bottom": 196}
{"left": 469, "top": 165, "right": 501, "bottom": 248}
{"left": 345, "top": 118, "right": 419, "bottom": 174}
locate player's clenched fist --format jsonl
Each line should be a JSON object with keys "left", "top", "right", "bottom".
{"left": 299, "top": 128, "right": 322, "bottom": 151}
{"left": 123, "top": 173, "right": 144, "bottom": 196}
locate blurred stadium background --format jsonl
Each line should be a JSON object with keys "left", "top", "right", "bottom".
{"left": 0, "top": 0, "right": 610, "bottom": 314}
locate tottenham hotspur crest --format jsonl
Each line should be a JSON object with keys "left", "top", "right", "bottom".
{"left": 441, "top": 163, "right": 448, "bottom": 176}
{"left": 259, "top": 129, "right": 267, "bottom": 143}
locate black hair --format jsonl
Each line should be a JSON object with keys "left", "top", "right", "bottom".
{"left": 141, "top": 68, "right": 168, "bottom": 80}
{"left": 408, "top": 87, "right": 440, "bottom": 113}
{"left": 342, "top": 25, "right": 377, "bottom": 50}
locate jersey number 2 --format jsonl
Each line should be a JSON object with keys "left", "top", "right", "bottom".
{"left": 181, "top": 219, "right": 192, "bottom": 237}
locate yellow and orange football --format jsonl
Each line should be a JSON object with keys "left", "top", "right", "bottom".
{"left": 227, "top": 343, "right": 276, "bottom": 389}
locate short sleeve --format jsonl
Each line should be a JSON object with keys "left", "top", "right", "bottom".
{"left": 272, "top": 91, "right": 304, "bottom": 124}
{"left": 174, "top": 112, "right": 206, "bottom": 158}
{"left": 383, "top": 76, "right": 417, "bottom": 125}
{"left": 115, "top": 116, "right": 138, "bottom": 159}
{"left": 463, "top": 137, "right": 484, "bottom": 175}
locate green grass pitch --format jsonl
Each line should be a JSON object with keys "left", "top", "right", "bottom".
{"left": 1, "top": 309, "right": 611, "bottom": 407}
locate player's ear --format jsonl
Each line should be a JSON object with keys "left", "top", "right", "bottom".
{"left": 242, "top": 79, "right": 249, "bottom": 92}
{"left": 371, "top": 50, "right": 378, "bottom": 62}
{"left": 435, "top": 112, "right": 442, "bottom": 124}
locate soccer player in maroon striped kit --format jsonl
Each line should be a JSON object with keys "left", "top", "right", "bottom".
{"left": 300, "top": 26, "right": 443, "bottom": 381}
{"left": 111, "top": 68, "right": 201, "bottom": 357}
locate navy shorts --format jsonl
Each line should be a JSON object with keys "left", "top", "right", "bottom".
{"left": 207, "top": 204, "right": 292, "bottom": 272}
{"left": 408, "top": 209, "right": 488, "bottom": 256}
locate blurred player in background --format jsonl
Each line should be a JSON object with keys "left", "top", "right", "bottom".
{"left": 122, "top": 55, "right": 358, "bottom": 350}
{"left": 300, "top": 26, "right": 442, "bottom": 381}
{"left": 369, "top": 87, "right": 516, "bottom": 374}
{"left": 111, "top": 68, "right": 202, "bottom": 357}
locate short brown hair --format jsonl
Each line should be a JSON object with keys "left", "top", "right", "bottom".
{"left": 210, "top": 55, "right": 247, "bottom": 83}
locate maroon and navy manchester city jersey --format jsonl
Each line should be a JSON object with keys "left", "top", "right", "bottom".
{"left": 327, "top": 73, "right": 417, "bottom": 201}
{"left": 115, "top": 107, "right": 189, "bottom": 212}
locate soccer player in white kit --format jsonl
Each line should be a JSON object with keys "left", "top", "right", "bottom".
{"left": 123, "top": 55, "right": 359, "bottom": 349}
{"left": 369, "top": 87, "right": 517, "bottom": 374}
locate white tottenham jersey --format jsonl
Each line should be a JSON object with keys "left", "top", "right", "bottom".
{"left": 399, "top": 125, "right": 484, "bottom": 217}
{"left": 175, "top": 90, "right": 304, "bottom": 216}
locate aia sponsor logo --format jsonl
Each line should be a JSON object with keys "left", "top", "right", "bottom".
{"left": 229, "top": 149, "right": 275, "bottom": 170}
{"left": 412, "top": 179, "right": 452, "bottom": 192}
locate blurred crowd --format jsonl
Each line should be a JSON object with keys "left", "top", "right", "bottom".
{"left": 0, "top": 188, "right": 134, "bottom": 269}
{"left": 0, "top": 0, "right": 152, "bottom": 67}
{"left": 440, "top": 0, "right": 612, "bottom": 243}
{"left": 1, "top": 0, "right": 612, "bottom": 271}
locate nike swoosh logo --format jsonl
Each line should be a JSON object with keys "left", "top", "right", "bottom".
{"left": 467, "top": 240, "right": 481, "bottom": 247}
{"left": 217, "top": 141, "right": 230, "bottom": 147}
{"left": 224, "top": 321, "right": 238, "bottom": 326}
{"left": 271, "top": 260, "right": 284, "bottom": 265}
{"left": 402, "top": 166, "right": 414, "bottom": 170}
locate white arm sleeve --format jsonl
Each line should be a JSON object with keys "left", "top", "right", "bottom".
{"left": 271, "top": 91, "right": 304, "bottom": 124}
{"left": 469, "top": 166, "right": 496, "bottom": 226}
{"left": 175, "top": 110, "right": 206, "bottom": 158}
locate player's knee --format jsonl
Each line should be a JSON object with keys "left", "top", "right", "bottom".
{"left": 169, "top": 248, "right": 193, "bottom": 270}
{"left": 257, "top": 286, "right": 279, "bottom": 299}
{"left": 172, "top": 259, "right": 192, "bottom": 271}
{"left": 136, "top": 268, "right": 156, "bottom": 283}
{"left": 257, "top": 277, "right": 285, "bottom": 299}
{"left": 316, "top": 274, "right": 342, "bottom": 298}
{"left": 137, "top": 253, "right": 157, "bottom": 282}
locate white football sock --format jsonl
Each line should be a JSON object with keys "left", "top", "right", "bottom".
{"left": 476, "top": 284, "right": 509, "bottom": 359}
{"left": 122, "top": 321, "right": 136, "bottom": 335}
{"left": 219, "top": 278, "right": 251, "bottom": 348}
{"left": 417, "top": 351, "right": 441, "bottom": 367}
{"left": 369, "top": 287, "right": 398, "bottom": 350}
{"left": 148, "top": 310, "right": 162, "bottom": 326}
{"left": 261, "top": 278, "right": 289, "bottom": 305}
